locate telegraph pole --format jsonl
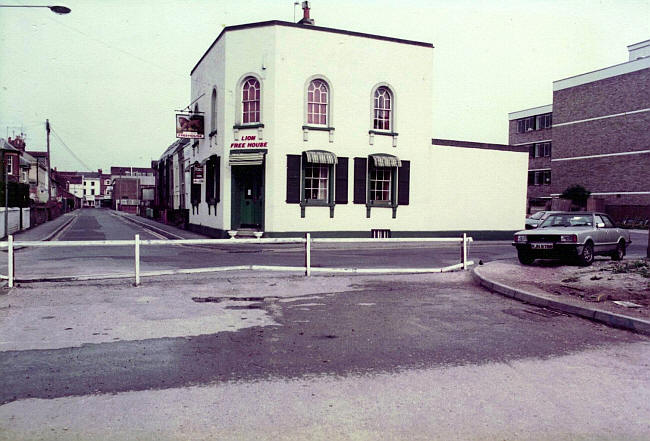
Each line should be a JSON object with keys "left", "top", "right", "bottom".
{"left": 46, "top": 119, "right": 51, "bottom": 202}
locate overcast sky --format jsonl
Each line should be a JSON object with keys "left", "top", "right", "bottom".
{"left": 1, "top": 0, "right": 648, "bottom": 172}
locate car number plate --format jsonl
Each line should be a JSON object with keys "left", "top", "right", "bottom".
{"left": 531, "top": 243, "right": 553, "bottom": 249}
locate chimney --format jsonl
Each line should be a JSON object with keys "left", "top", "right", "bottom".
{"left": 298, "top": 1, "right": 314, "bottom": 25}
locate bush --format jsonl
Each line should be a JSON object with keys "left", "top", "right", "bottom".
{"left": 560, "top": 185, "right": 591, "bottom": 208}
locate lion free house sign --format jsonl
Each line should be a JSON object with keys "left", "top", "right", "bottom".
{"left": 230, "top": 135, "right": 268, "bottom": 149}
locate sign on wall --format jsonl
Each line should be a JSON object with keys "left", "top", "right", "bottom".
{"left": 192, "top": 163, "right": 204, "bottom": 184}
{"left": 176, "top": 114, "right": 205, "bottom": 139}
{"left": 230, "top": 135, "right": 268, "bottom": 149}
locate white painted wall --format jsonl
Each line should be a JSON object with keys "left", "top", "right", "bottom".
{"left": 188, "top": 22, "right": 528, "bottom": 235}
{"left": 0, "top": 208, "right": 30, "bottom": 235}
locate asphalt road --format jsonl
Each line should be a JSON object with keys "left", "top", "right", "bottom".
{"left": 7, "top": 209, "right": 647, "bottom": 281}
{"left": 1, "top": 274, "right": 645, "bottom": 406}
{"left": 9, "top": 209, "right": 518, "bottom": 280}
{"left": 1, "top": 210, "right": 649, "bottom": 439}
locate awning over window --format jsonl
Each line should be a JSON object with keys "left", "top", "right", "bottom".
{"left": 304, "top": 150, "right": 337, "bottom": 164}
{"left": 229, "top": 151, "right": 265, "bottom": 166}
{"left": 370, "top": 153, "right": 401, "bottom": 168}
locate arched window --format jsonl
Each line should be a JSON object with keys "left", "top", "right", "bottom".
{"left": 210, "top": 88, "right": 217, "bottom": 133}
{"left": 241, "top": 77, "right": 260, "bottom": 124}
{"left": 307, "top": 79, "right": 328, "bottom": 125}
{"left": 373, "top": 87, "right": 392, "bottom": 130}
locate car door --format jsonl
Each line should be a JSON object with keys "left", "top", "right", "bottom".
{"left": 594, "top": 214, "right": 615, "bottom": 253}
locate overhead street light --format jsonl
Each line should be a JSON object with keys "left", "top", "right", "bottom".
{"left": 0, "top": 4, "right": 71, "bottom": 14}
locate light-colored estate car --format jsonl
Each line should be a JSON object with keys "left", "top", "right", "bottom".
{"left": 512, "top": 212, "right": 632, "bottom": 266}
{"left": 525, "top": 210, "right": 562, "bottom": 229}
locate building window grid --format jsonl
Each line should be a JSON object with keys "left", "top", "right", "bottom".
{"left": 517, "top": 113, "right": 552, "bottom": 133}
{"left": 373, "top": 87, "right": 392, "bottom": 131}
{"left": 370, "top": 167, "right": 392, "bottom": 202}
{"left": 517, "top": 117, "right": 535, "bottom": 133}
{"left": 537, "top": 113, "right": 552, "bottom": 129}
{"left": 528, "top": 170, "right": 551, "bottom": 186}
{"left": 304, "top": 164, "right": 330, "bottom": 202}
{"left": 307, "top": 80, "right": 328, "bottom": 125}
{"left": 242, "top": 77, "right": 260, "bottom": 124}
{"left": 6, "top": 156, "right": 13, "bottom": 175}
{"left": 529, "top": 142, "right": 552, "bottom": 158}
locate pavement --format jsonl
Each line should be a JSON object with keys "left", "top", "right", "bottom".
{"left": 474, "top": 258, "right": 650, "bottom": 336}
{"left": 109, "top": 210, "right": 209, "bottom": 240}
{"left": 11, "top": 210, "right": 80, "bottom": 243}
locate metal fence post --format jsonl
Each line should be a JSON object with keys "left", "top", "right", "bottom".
{"left": 462, "top": 233, "right": 468, "bottom": 270}
{"left": 134, "top": 234, "right": 140, "bottom": 286}
{"left": 305, "top": 232, "right": 311, "bottom": 276}
{"left": 8, "top": 234, "right": 13, "bottom": 288}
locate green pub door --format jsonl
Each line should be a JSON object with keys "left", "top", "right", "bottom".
{"left": 231, "top": 165, "right": 264, "bottom": 229}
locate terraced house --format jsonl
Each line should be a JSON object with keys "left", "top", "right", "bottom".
{"left": 173, "top": 5, "right": 527, "bottom": 238}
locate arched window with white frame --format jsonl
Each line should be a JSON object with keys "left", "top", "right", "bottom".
{"left": 307, "top": 79, "right": 329, "bottom": 126}
{"left": 373, "top": 86, "right": 392, "bottom": 131}
{"left": 241, "top": 76, "right": 261, "bottom": 124}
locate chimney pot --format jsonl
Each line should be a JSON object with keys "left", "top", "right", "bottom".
{"left": 298, "top": 1, "right": 314, "bottom": 25}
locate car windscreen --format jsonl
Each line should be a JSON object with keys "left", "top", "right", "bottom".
{"left": 539, "top": 214, "right": 593, "bottom": 228}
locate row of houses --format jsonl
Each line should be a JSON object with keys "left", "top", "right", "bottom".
{"left": 1, "top": 135, "right": 155, "bottom": 220}
{"left": 0, "top": 135, "right": 78, "bottom": 212}
{"left": 149, "top": 7, "right": 648, "bottom": 238}
{"left": 55, "top": 167, "right": 155, "bottom": 213}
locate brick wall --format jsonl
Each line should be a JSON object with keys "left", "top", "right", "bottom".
{"left": 553, "top": 69, "right": 650, "bottom": 123}
{"left": 508, "top": 120, "right": 552, "bottom": 145}
{"left": 552, "top": 153, "right": 650, "bottom": 205}
{"left": 552, "top": 112, "right": 650, "bottom": 158}
{"left": 508, "top": 120, "right": 553, "bottom": 204}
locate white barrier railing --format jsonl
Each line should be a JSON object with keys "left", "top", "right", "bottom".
{"left": 0, "top": 234, "right": 473, "bottom": 287}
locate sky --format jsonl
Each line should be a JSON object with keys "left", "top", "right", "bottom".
{"left": 1, "top": 0, "right": 649, "bottom": 172}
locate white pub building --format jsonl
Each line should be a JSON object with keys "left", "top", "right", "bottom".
{"left": 178, "top": 4, "right": 528, "bottom": 238}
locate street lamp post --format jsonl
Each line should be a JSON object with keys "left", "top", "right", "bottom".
{"left": 0, "top": 5, "right": 71, "bottom": 14}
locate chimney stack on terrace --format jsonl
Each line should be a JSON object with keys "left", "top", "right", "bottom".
{"left": 298, "top": 1, "right": 314, "bottom": 25}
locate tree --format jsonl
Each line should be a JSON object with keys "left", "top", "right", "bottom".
{"left": 560, "top": 185, "right": 591, "bottom": 209}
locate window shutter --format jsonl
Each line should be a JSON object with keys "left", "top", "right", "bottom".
{"left": 206, "top": 158, "right": 215, "bottom": 201}
{"left": 397, "top": 160, "right": 410, "bottom": 206}
{"left": 286, "top": 154, "right": 301, "bottom": 204}
{"left": 335, "top": 157, "right": 348, "bottom": 204}
{"left": 215, "top": 156, "right": 220, "bottom": 202}
{"left": 353, "top": 157, "right": 367, "bottom": 204}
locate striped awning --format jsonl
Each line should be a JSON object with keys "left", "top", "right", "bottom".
{"left": 304, "top": 150, "right": 337, "bottom": 164}
{"left": 229, "top": 151, "right": 265, "bottom": 166}
{"left": 370, "top": 153, "right": 401, "bottom": 168}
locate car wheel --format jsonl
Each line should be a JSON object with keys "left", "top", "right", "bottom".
{"left": 517, "top": 250, "right": 535, "bottom": 265}
{"left": 578, "top": 242, "right": 594, "bottom": 266}
{"left": 611, "top": 241, "right": 625, "bottom": 261}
